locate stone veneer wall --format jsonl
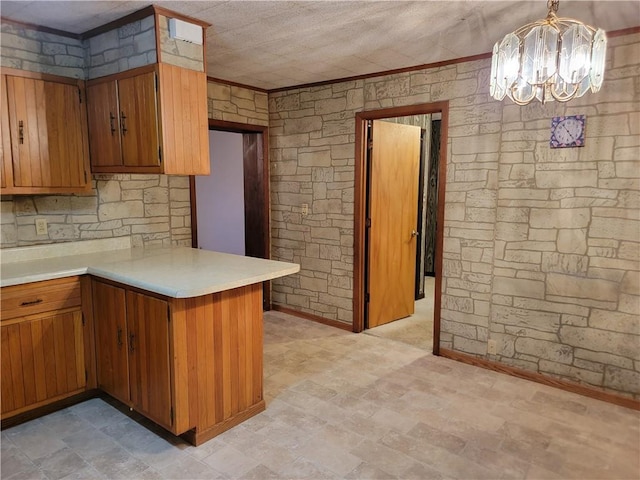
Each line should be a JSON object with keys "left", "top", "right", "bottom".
{"left": 0, "top": 20, "right": 85, "bottom": 78}
{"left": 86, "top": 16, "right": 156, "bottom": 80}
{"left": 158, "top": 15, "right": 204, "bottom": 72}
{"left": 268, "top": 32, "right": 640, "bottom": 399}
{"left": 207, "top": 80, "right": 269, "bottom": 126}
{"left": 0, "top": 176, "right": 191, "bottom": 248}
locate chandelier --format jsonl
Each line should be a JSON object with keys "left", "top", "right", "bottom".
{"left": 490, "top": 0, "right": 607, "bottom": 105}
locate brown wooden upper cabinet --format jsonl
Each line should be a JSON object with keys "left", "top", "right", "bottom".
{"left": 87, "top": 64, "right": 210, "bottom": 175}
{"left": 0, "top": 70, "right": 91, "bottom": 195}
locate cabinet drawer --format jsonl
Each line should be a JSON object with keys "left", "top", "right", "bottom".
{"left": 1, "top": 277, "right": 82, "bottom": 321}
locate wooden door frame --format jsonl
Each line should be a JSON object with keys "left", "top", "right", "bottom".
{"left": 189, "top": 119, "right": 271, "bottom": 308}
{"left": 353, "top": 102, "right": 449, "bottom": 355}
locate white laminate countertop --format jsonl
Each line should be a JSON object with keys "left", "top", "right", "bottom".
{"left": 1, "top": 241, "right": 300, "bottom": 298}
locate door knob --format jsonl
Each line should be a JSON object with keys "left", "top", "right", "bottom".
{"left": 411, "top": 230, "right": 419, "bottom": 237}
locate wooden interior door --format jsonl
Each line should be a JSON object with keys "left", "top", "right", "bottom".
{"left": 126, "top": 290, "right": 173, "bottom": 431}
{"left": 6, "top": 76, "right": 86, "bottom": 188}
{"left": 86, "top": 81, "right": 122, "bottom": 168}
{"left": 1, "top": 310, "right": 85, "bottom": 417}
{"left": 368, "top": 120, "right": 421, "bottom": 328}
{"left": 92, "top": 281, "right": 130, "bottom": 405}
{"left": 118, "top": 72, "right": 160, "bottom": 168}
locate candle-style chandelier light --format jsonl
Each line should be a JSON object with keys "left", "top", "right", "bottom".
{"left": 490, "top": 0, "right": 607, "bottom": 105}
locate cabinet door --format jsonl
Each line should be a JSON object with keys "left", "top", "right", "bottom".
{"left": 6, "top": 76, "right": 87, "bottom": 189}
{"left": 1, "top": 309, "right": 86, "bottom": 418}
{"left": 126, "top": 290, "right": 173, "bottom": 430}
{"left": 92, "top": 281, "right": 130, "bottom": 405}
{"left": 1, "top": 75, "right": 12, "bottom": 189}
{"left": 118, "top": 72, "right": 160, "bottom": 168}
{"left": 158, "top": 64, "right": 209, "bottom": 175}
{"left": 86, "top": 81, "right": 122, "bottom": 168}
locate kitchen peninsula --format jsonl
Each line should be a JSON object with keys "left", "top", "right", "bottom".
{"left": 1, "top": 238, "right": 299, "bottom": 445}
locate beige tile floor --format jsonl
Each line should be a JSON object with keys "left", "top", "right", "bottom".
{"left": 2, "top": 309, "right": 639, "bottom": 479}
{"left": 365, "top": 277, "right": 435, "bottom": 351}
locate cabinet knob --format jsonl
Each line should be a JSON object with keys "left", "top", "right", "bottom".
{"left": 18, "top": 120, "right": 24, "bottom": 144}
{"left": 109, "top": 113, "right": 116, "bottom": 135}
{"left": 117, "top": 326, "right": 123, "bottom": 348}
{"left": 120, "top": 112, "right": 127, "bottom": 135}
{"left": 129, "top": 332, "right": 135, "bottom": 353}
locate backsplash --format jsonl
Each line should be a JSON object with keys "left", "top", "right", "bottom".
{"left": 0, "top": 175, "right": 191, "bottom": 249}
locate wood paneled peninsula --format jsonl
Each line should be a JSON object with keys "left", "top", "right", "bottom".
{"left": 1, "top": 239, "right": 299, "bottom": 445}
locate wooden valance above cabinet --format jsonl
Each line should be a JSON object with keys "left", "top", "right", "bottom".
{"left": 0, "top": 69, "right": 91, "bottom": 195}
{"left": 86, "top": 63, "right": 210, "bottom": 176}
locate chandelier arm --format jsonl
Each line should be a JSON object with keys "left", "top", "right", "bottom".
{"left": 507, "top": 83, "right": 537, "bottom": 105}
{"left": 549, "top": 81, "right": 580, "bottom": 103}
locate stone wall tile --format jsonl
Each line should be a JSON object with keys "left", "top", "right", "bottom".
{"left": 620, "top": 270, "right": 640, "bottom": 294}
{"left": 589, "top": 216, "right": 640, "bottom": 242}
{"left": 539, "top": 360, "right": 604, "bottom": 385}
{"left": 547, "top": 273, "right": 618, "bottom": 301}
{"left": 541, "top": 253, "right": 588, "bottom": 275}
{"left": 604, "top": 366, "right": 640, "bottom": 395}
{"left": 530, "top": 208, "right": 590, "bottom": 229}
{"left": 559, "top": 326, "right": 638, "bottom": 359}
{"left": 493, "top": 277, "right": 545, "bottom": 299}
{"left": 618, "top": 293, "right": 639, "bottom": 315}
{"left": 589, "top": 310, "right": 639, "bottom": 335}
{"left": 575, "top": 349, "right": 634, "bottom": 370}
{"left": 515, "top": 338, "right": 572, "bottom": 364}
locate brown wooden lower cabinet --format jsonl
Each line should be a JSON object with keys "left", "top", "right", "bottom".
{"left": 91, "top": 278, "right": 264, "bottom": 445}
{"left": 0, "top": 277, "right": 94, "bottom": 421}
{"left": 93, "top": 280, "right": 173, "bottom": 431}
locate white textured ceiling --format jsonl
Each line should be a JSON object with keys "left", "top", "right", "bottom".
{"left": 1, "top": 1, "right": 639, "bottom": 90}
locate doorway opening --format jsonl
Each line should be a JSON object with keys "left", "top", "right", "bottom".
{"left": 190, "top": 119, "right": 271, "bottom": 309}
{"left": 353, "top": 102, "right": 449, "bottom": 355}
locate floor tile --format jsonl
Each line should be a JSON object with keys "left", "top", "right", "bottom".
{"left": 5, "top": 420, "right": 68, "bottom": 462}
{"left": 1, "top": 440, "right": 38, "bottom": 479}
{"left": 87, "top": 446, "right": 153, "bottom": 479}
{"left": 157, "top": 455, "right": 226, "bottom": 479}
{"left": 33, "top": 447, "right": 91, "bottom": 480}
{"left": 61, "top": 426, "right": 120, "bottom": 461}
{"left": 201, "top": 445, "right": 260, "bottom": 477}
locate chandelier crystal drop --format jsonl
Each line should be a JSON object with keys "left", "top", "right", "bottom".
{"left": 490, "top": 0, "right": 607, "bottom": 105}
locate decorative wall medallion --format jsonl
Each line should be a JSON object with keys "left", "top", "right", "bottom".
{"left": 550, "top": 115, "right": 586, "bottom": 148}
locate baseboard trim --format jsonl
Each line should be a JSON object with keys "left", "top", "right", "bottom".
{"left": 271, "top": 305, "right": 353, "bottom": 332}
{"left": 1, "top": 390, "right": 101, "bottom": 429}
{"left": 439, "top": 348, "right": 640, "bottom": 411}
{"left": 181, "top": 400, "right": 266, "bottom": 446}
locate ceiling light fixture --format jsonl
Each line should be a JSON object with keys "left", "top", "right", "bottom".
{"left": 490, "top": 0, "right": 607, "bottom": 105}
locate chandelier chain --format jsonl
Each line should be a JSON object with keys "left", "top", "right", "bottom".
{"left": 547, "top": 0, "right": 560, "bottom": 15}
